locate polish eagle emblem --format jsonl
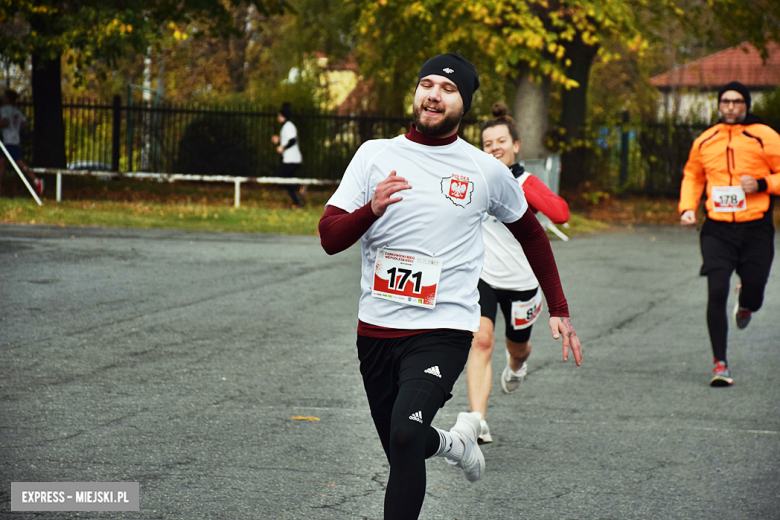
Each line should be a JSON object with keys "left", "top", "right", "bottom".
{"left": 441, "top": 174, "right": 474, "bottom": 207}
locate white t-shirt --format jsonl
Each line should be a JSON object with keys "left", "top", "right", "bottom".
{"left": 280, "top": 120, "right": 302, "bottom": 164}
{"left": 480, "top": 171, "right": 539, "bottom": 291}
{"left": 327, "top": 135, "right": 528, "bottom": 332}
{"left": 1, "top": 105, "right": 26, "bottom": 146}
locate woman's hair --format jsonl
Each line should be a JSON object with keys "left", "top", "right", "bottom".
{"left": 480, "top": 101, "right": 519, "bottom": 143}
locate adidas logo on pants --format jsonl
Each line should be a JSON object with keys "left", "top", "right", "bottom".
{"left": 424, "top": 366, "right": 442, "bottom": 378}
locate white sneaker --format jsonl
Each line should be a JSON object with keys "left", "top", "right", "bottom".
{"left": 478, "top": 419, "right": 493, "bottom": 444}
{"left": 501, "top": 350, "right": 527, "bottom": 394}
{"left": 445, "top": 412, "right": 485, "bottom": 482}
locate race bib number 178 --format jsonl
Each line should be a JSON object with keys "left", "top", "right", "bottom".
{"left": 372, "top": 249, "right": 442, "bottom": 309}
{"left": 711, "top": 185, "right": 746, "bottom": 212}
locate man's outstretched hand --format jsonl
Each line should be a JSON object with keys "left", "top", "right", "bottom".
{"left": 372, "top": 170, "right": 411, "bottom": 217}
{"left": 549, "top": 317, "right": 582, "bottom": 366}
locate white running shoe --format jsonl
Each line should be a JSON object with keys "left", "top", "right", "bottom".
{"left": 501, "top": 350, "right": 527, "bottom": 394}
{"left": 478, "top": 419, "right": 493, "bottom": 444}
{"left": 445, "top": 412, "right": 485, "bottom": 483}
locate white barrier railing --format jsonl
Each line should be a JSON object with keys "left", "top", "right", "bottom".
{"left": 520, "top": 154, "right": 569, "bottom": 241}
{"left": 27, "top": 164, "right": 568, "bottom": 241}
{"left": 1, "top": 142, "right": 42, "bottom": 206}
{"left": 28, "top": 167, "right": 339, "bottom": 208}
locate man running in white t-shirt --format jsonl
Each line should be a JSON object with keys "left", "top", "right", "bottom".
{"left": 271, "top": 102, "right": 303, "bottom": 207}
{"left": 0, "top": 89, "right": 43, "bottom": 196}
{"left": 318, "top": 53, "right": 582, "bottom": 520}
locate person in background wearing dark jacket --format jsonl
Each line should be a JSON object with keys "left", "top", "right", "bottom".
{"left": 467, "top": 101, "right": 571, "bottom": 443}
{"left": 271, "top": 102, "right": 303, "bottom": 207}
{"left": 679, "top": 81, "right": 780, "bottom": 386}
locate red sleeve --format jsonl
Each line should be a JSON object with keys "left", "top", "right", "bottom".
{"left": 503, "top": 209, "right": 569, "bottom": 317}
{"left": 318, "top": 203, "right": 379, "bottom": 255}
{"left": 522, "top": 175, "right": 570, "bottom": 224}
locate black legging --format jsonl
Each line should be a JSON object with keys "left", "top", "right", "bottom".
{"left": 707, "top": 266, "right": 771, "bottom": 361}
{"left": 701, "top": 220, "right": 774, "bottom": 362}
{"left": 371, "top": 379, "right": 447, "bottom": 519}
{"left": 357, "top": 330, "right": 471, "bottom": 519}
{"left": 276, "top": 162, "right": 301, "bottom": 205}
{"left": 706, "top": 269, "right": 732, "bottom": 361}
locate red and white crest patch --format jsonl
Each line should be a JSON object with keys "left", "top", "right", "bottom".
{"left": 441, "top": 174, "right": 474, "bottom": 207}
{"left": 449, "top": 180, "right": 468, "bottom": 199}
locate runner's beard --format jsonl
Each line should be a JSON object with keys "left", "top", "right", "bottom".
{"left": 413, "top": 104, "right": 462, "bottom": 138}
{"left": 719, "top": 109, "right": 746, "bottom": 125}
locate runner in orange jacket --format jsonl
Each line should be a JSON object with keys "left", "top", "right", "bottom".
{"left": 679, "top": 81, "right": 780, "bottom": 386}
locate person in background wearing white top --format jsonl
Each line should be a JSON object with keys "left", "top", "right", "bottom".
{"left": 318, "top": 53, "right": 582, "bottom": 520}
{"left": 271, "top": 102, "right": 303, "bottom": 207}
{"left": 0, "top": 89, "right": 43, "bottom": 196}
{"left": 467, "top": 102, "right": 571, "bottom": 444}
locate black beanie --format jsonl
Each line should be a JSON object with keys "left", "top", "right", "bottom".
{"left": 718, "top": 81, "right": 751, "bottom": 111}
{"left": 417, "top": 53, "right": 480, "bottom": 114}
{"left": 279, "top": 102, "right": 292, "bottom": 119}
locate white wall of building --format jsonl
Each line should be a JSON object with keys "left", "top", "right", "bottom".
{"left": 657, "top": 90, "right": 767, "bottom": 123}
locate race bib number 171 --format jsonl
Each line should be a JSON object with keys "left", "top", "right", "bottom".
{"left": 372, "top": 249, "right": 442, "bottom": 309}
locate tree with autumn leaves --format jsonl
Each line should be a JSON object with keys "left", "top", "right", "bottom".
{"left": 349, "top": 0, "right": 780, "bottom": 190}
{"left": 0, "top": 0, "right": 289, "bottom": 168}
{"left": 2, "top": 0, "right": 778, "bottom": 189}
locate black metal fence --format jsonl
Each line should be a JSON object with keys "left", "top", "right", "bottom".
{"left": 584, "top": 122, "right": 712, "bottom": 196}
{"left": 585, "top": 119, "right": 780, "bottom": 196}
{"left": 16, "top": 98, "right": 484, "bottom": 181}
{"left": 18, "top": 98, "right": 772, "bottom": 196}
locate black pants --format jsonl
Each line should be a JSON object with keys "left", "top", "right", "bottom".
{"left": 357, "top": 330, "right": 471, "bottom": 520}
{"left": 276, "top": 162, "right": 301, "bottom": 205}
{"left": 478, "top": 279, "right": 538, "bottom": 343}
{"left": 700, "top": 218, "right": 775, "bottom": 362}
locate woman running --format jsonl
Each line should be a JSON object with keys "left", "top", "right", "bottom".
{"left": 467, "top": 101, "right": 570, "bottom": 443}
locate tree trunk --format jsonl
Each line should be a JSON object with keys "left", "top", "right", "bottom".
{"left": 559, "top": 40, "right": 598, "bottom": 191}
{"left": 31, "top": 52, "right": 67, "bottom": 168}
{"left": 513, "top": 64, "right": 551, "bottom": 161}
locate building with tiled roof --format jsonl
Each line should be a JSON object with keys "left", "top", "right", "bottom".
{"left": 649, "top": 42, "right": 780, "bottom": 122}
{"left": 315, "top": 53, "right": 360, "bottom": 112}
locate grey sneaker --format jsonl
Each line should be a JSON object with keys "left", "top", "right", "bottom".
{"left": 445, "top": 412, "right": 485, "bottom": 482}
{"left": 733, "top": 302, "right": 752, "bottom": 330}
{"left": 501, "top": 350, "right": 527, "bottom": 394}
{"left": 710, "top": 360, "right": 734, "bottom": 387}
{"left": 478, "top": 419, "right": 492, "bottom": 445}
{"left": 733, "top": 283, "right": 752, "bottom": 330}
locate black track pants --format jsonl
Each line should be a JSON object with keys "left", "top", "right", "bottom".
{"left": 700, "top": 219, "right": 775, "bottom": 361}
{"left": 276, "top": 162, "right": 301, "bottom": 205}
{"left": 357, "top": 330, "right": 471, "bottom": 520}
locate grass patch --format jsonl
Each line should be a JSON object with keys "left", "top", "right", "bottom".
{"left": 0, "top": 173, "right": 613, "bottom": 236}
{"left": 551, "top": 213, "right": 609, "bottom": 239}
{"left": 0, "top": 198, "right": 323, "bottom": 235}
{"left": 576, "top": 194, "right": 780, "bottom": 227}
{"left": 1, "top": 196, "right": 608, "bottom": 238}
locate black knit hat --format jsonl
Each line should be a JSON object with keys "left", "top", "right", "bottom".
{"left": 417, "top": 53, "right": 480, "bottom": 114}
{"left": 279, "top": 102, "right": 292, "bottom": 119}
{"left": 718, "top": 81, "right": 751, "bottom": 111}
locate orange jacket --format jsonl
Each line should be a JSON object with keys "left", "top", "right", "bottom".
{"left": 679, "top": 120, "right": 780, "bottom": 223}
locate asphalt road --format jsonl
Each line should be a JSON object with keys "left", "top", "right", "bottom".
{"left": 1, "top": 223, "right": 778, "bottom": 520}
